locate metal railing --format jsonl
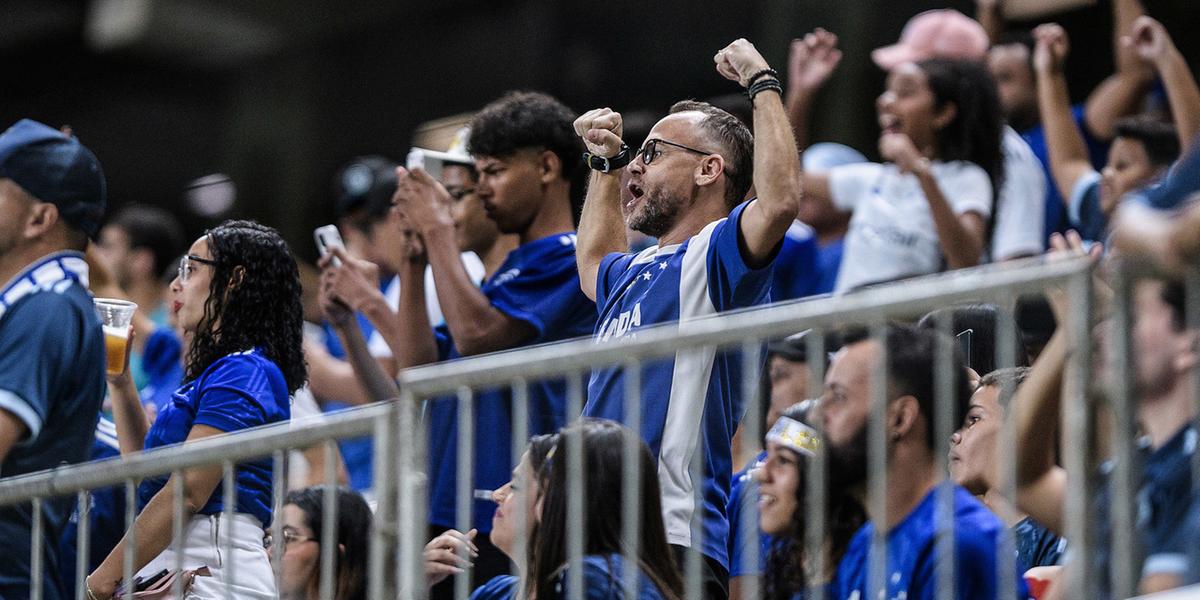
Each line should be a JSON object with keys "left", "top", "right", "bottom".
{"left": 0, "top": 254, "right": 1193, "bottom": 599}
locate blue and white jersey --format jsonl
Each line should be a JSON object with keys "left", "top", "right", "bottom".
{"left": 728, "top": 451, "right": 770, "bottom": 578}
{"left": 585, "top": 201, "right": 776, "bottom": 570}
{"left": 139, "top": 348, "right": 290, "bottom": 527}
{"left": 426, "top": 233, "right": 597, "bottom": 533}
{"left": 0, "top": 251, "right": 105, "bottom": 600}
{"left": 772, "top": 222, "right": 826, "bottom": 301}
{"left": 829, "top": 485, "right": 1030, "bottom": 600}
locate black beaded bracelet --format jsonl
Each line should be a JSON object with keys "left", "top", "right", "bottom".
{"left": 746, "top": 68, "right": 779, "bottom": 87}
{"left": 747, "top": 77, "right": 783, "bottom": 103}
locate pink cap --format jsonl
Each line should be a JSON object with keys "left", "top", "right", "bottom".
{"left": 872, "top": 9, "right": 990, "bottom": 70}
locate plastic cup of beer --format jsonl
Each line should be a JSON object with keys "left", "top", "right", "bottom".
{"left": 95, "top": 298, "right": 137, "bottom": 376}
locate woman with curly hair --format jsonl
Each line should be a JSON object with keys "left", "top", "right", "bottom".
{"left": 87, "top": 220, "right": 306, "bottom": 599}
{"left": 758, "top": 405, "right": 865, "bottom": 600}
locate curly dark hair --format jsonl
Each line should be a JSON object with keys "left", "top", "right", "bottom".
{"left": 763, "top": 405, "right": 866, "bottom": 600}
{"left": 184, "top": 220, "right": 307, "bottom": 394}
{"left": 917, "top": 58, "right": 1005, "bottom": 231}
{"left": 468, "top": 90, "right": 586, "bottom": 223}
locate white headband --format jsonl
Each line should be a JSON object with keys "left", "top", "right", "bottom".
{"left": 766, "top": 416, "right": 821, "bottom": 457}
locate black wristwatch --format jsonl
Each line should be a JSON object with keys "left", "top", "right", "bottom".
{"left": 583, "top": 143, "right": 632, "bottom": 173}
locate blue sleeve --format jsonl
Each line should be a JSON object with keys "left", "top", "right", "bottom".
{"left": 595, "top": 252, "right": 635, "bottom": 312}
{"left": 1134, "top": 137, "right": 1200, "bottom": 210}
{"left": 0, "top": 294, "right": 88, "bottom": 440}
{"left": 727, "top": 475, "right": 764, "bottom": 577}
{"left": 771, "top": 228, "right": 822, "bottom": 302}
{"left": 707, "top": 201, "right": 778, "bottom": 311}
{"left": 581, "top": 557, "right": 620, "bottom": 600}
{"left": 1069, "top": 178, "right": 1108, "bottom": 242}
{"left": 487, "top": 250, "right": 586, "bottom": 344}
{"left": 192, "top": 355, "right": 285, "bottom": 433}
{"left": 433, "top": 323, "right": 454, "bottom": 361}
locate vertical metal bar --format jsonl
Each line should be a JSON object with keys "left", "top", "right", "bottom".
{"left": 398, "top": 390, "right": 425, "bottom": 599}
{"left": 1108, "top": 264, "right": 1139, "bottom": 599}
{"left": 454, "top": 387, "right": 475, "bottom": 600}
{"left": 993, "top": 294, "right": 1019, "bottom": 600}
{"left": 123, "top": 479, "right": 136, "bottom": 592}
{"left": 805, "top": 330, "right": 828, "bottom": 600}
{"left": 933, "top": 311, "right": 956, "bottom": 600}
{"left": 620, "top": 360, "right": 643, "bottom": 600}
{"left": 271, "top": 451, "right": 286, "bottom": 594}
{"left": 1062, "top": 270, "right": 1095, "bottom": 598}
{"left": 369, "top": 403, "right": 397, "bottom": 600}
{"left": 738, "top": 340, "right": 762, "bottom": 599}
{"left": 320, "top": 441, "right": 339, "bottom": 600}
{"left": 222, "top": 460, "right": 236, "bottom": 599}
{"left": 511, "top": 378, "right": 530, "bottom": 586}
{"left": 31, "top": 498, "right": 43, "bottom": 600}
{"left": 1185, "top": 272, "right": 1200, "bottom": 496}
{"left": 685, "top": 433, "right": 703, "bottom": 600}
{"left": 75, "top": 491, "right": 90, "bottom": 600}
{"left": 171, "top": 473, "right": 185, "bottom": 598}
{"left": 566, "top": 372, "right": 585, "bottom": 600}
{"left": 867, "top": 322, "right": 889, "bottom": 600}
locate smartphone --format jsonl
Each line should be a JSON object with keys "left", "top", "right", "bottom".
{"left": 135, "top": 569, "right": 169, "bottom": 592}
{"left": 406, "top": 148, "right": 444, "bottom": 181}
{"left": 956, "top": 328, "right": 973, "bottom": 369}
{"left": 314, "top": 224, "right": 344, "bottom": 267}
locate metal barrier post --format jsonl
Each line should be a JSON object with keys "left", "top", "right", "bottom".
{"left": 320, "top": 441, "right": 339, "bottom": 600}
{"left": 805, "top": 329, "right": 827, "bottom": 600}
{"left": 737, "top": 339, "right": 762, "bottom": 599}
{"left": 1109, "top": 264, "right": 1140, "bottom": 598}
{"left": 75, "top": 491, "right": 91, "bottom": 600}
{"left": 511, "top": 378, "right": 530, "bottom": 589}
{"left": 1062, "top": 269, "right": 1095, "bottom": 598}
{"left": 993, "top": 293, "right": 1019, "bottom": 600}
{"left": 620, "top": 360, "right": 643, "bottom": 599}
{"left": 31, "top": 498, "right": 43, "bottom": 600}
{"left": 867, "top": 322, "right": 889, "bottom": 600}
{"left": 454, "top": 387, "right": 475, "bottom": 600}
{"left": 933, "top": 312, "right": 956, "bottom": 600}
{"left": 566, "top": 372, "right": 585, "bottom": 600}
{"left": 369, "top": 402, "right": 397, "bottom": 600}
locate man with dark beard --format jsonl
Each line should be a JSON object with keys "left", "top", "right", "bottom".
{"left": 574, "top": 39, "right": 802, "bottom": 598}
{"left": 820, "top": 324, "right": 1029, "bottom": 599}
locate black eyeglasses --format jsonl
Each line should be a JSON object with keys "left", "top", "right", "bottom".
{"left": 637, "top": 138, "right": 717, "bottom": 166}
{"left": 177, "top": 254, "right": 219, "bottom": 284}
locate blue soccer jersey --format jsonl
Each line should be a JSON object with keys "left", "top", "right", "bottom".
{"left": 830, "top": 485, "right": 1030, "bottom": 600}
{"left": 426, "top": 233, "right": 597, "bottom": 533}
{"left": 0, "top": 252, "right": 105, "bottom": 600}
{"left": 772, "top": 222, "right": 826, "bottom": 301}
{"left": 552, "top": 553, "right": 670, "bottom": 600}
{"left": 139, "top": 349, "right": 290, "bottom": 527}
{"left": 728, "top": 452, "right": 770, "bottom": 578}
{"left": 585, "top": 201, "right": 777, "bottom": 571}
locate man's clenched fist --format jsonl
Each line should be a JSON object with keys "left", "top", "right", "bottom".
{"left": 714, "top": 38, "right": 771, "bottom": 87}
{"left": 574, "top": 108, "right": 624, "bottom": 159}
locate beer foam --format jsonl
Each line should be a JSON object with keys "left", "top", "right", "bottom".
{"left": 103, "top": 324, "right": 130, "bottom": 339}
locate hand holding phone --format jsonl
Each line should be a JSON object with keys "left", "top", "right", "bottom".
{"left": 314, "top": 225, "right": 344, "bottom": 267}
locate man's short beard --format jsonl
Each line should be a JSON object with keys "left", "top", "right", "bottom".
{"left": 828, "top": 420, "right": 869, "bottom": 491}
{"left": 627, "top": 188, "right": 684, "bottom": 238}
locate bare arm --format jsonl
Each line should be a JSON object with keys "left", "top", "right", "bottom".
{"left": 332, "top": 311, "right": 401, "bottom": 402}
{"left": 1034, "top": 25, "right": 1095, "bottom": 203}
{"left": 1011, "top": 329, "right": 1069, "bottom": 535}
{"left": 785, "top": 29, "right": 842, "bottom": 151}
{"left": 303, "top": 338, "right": 377, "bottom": 407}
{"left": 108, "top": 374, "right": 149, "bottom": 455}
{"left": 0, "top": 409, "right": 26, "bottom": 465}
{"left": 386, "top": 257, "right": 439, "bottom": 368}
{"left": 1127, "top": 17, "right": 1200, "bottom": 153}
{"left": 715, "top": 39, "right": 802, "bottom": 266}
{"left": 575, "top": 169, "right": 626, "bottom": 301}
{"left": 87, "top": 425, "right": 226, "bottom": 598}
{"left": 1081, "top": 0, "right": 1152, "bottom": 140}
{"left": 975, "top": 0, "right": 1004, "bottom": 46}
{"left": 398, "top": 168, "right": 538, "bottom": 357}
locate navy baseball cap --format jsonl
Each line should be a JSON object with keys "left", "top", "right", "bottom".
{"left": 0, "top": 119, "right": 106, "bottom": 238}
{"left": 333, "top": 155, "right": 397, "bottom": 221}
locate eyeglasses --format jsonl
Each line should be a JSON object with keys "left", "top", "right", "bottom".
{"left": 636, "top": 138, "right": 718, "bottom": 167}
{"left": 263, "top": 528, "right": 315, "bottom": 550}
{"left": 177, "top": 254, "right": 218, "bottom": 284}
{"left": 446, "top": 187, "right": 476, "bottom": 202}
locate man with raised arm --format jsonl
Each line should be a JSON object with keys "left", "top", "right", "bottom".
{"left": 574, "top": 39, "right": 801, "bottom": 598}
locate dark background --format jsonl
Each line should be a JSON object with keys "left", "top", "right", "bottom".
{"left": 3, "top": 0, "right": 1196, "bottom": 263}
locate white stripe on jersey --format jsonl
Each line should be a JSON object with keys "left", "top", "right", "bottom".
{"left": 657, "top": 217, "right": 723, "bottom": 549}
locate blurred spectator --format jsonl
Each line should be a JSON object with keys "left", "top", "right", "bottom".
{"left": 794, "top": 41, "right": 1005, "bottom": 292}
{"left": 88, "top": 221, "right": 305, "bottom": 599}
{"left": 757, "top": 404, "right": 866, "bottom": 600}
{"left": 1014, "top": 235, "right": 1197, "bottom": 596}
{"left": 822, "top": 324, "right": 1029, "bottom": 599}
{"left": 525, "top": 419, "right": 683, "bottom": 600}
{"left": 865, "top": 10, "right": 1048, "bottom": 261}
{"left": 917, "top": 303, "right": 1031, "bottom": 376}
{"left": 577, "top": 38, "right": 802, "bottom": 597}
{"left": 1033, "top": 21, "right": 1190, "bottom": 242}
{"left": 424, "top": 433, "right": 559, "bottom": 598}
{"left": 949, "top": 367, "right": 1065, "bottom": 571}
{"left": 271, "top": 486, "right": 372, "bottom": 600}
{"left": 93, "top": 205, "right": 184, "bottom": 388}
{"left": 1111, "top": 193, "right": 1200, "bottom": 274}
{"left": 343, "top": 91, "right": 596, "bottom": 598}
{"left": 0, "top": 119, "right": 107, "bottom": 600}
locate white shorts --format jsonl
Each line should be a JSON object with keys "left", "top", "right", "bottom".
{"left": 138, "top": 513, "right": 276, "bottom": 599}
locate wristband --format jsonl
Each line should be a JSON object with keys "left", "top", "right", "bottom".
{"left": 583, "top": 143, "right": 632, "bottom": 173}
{"left": 747, "top": 78, "right": 784, "bottom": 103}
{"left": 746, "top": 68, "right": 779, "bottom": 87}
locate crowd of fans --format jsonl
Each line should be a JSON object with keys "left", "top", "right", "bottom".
{"left": 0, "top": 0, "right": 1198, "bottom": 599}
